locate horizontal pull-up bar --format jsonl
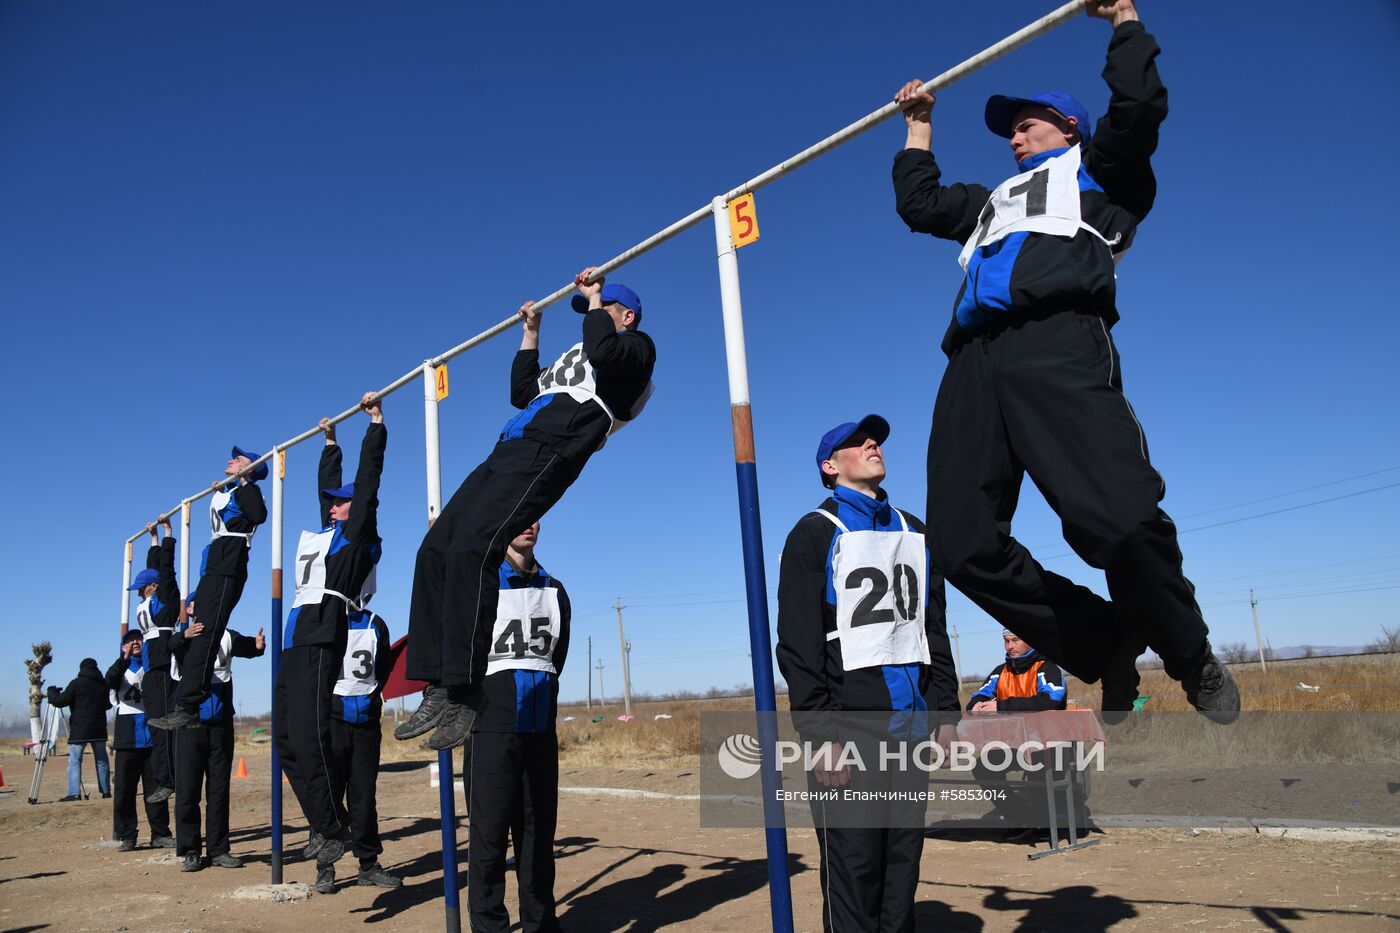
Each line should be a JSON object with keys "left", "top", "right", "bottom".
{"left": 124, "top": 0, "right": 1083, "bottom": 543}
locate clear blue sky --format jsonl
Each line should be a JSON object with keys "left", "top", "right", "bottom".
{"left": 3, "top": 1, "right": 1398, "bottom": 721}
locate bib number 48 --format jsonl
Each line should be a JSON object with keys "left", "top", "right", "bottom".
{"left": 845, "top": 564, "right": 919, "bottom": 627}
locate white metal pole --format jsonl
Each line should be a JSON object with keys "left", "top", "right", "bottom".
{"left": 423, "top": 362, "right": 443, "bottom": 526}
{"left": 120, "top": 542, "right": 132, "bottom": 635}
{"left": 179, "top": 500, "right": 192, "bottom": 602}
{"left": 615, "top": 598, "right": 632, "bottom": 717}
{"left": 1250, "top": 589, "right": 1268, "bottom": 674}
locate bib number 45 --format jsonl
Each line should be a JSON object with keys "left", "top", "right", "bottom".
{"left": 845, "top": 564, "right": 919, "bottom": 627}
{"left": 494, "top": 617, "right": 554, "bottom": 659}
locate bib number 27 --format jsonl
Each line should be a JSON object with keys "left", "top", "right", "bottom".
{"left": 845, "top": 564, "right": 919, "bottom": 626}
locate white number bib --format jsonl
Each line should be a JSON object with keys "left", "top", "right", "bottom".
{"left": 958, "top": 146, "right": 1111, "bottom": 272}
{"left": 170, "top": 630, "right": 234, "bottom": 683}
{"left": 210, "top": 488, "right": 254, "bottom": 547}
{"left": 535, "top": 342, "right": 654, "bottom": 440}
{"left": 335, "top": 624, "right": 379, "bottom": 697}
{"left": 815, "top": 509, "right": 931, "bottom": 672}
{"left": 115, "top": 664, "right": 144, "bottom": 714}
{"left": 485, "top": 587, "right": 562, "bottom": 675}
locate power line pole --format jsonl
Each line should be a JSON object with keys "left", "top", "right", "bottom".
{"left": 951, "top": 625, "right": 963, "bottom": 683}
{"left": 616, "top": 597, "right": 633, "bottom": 717}
{"left": 596, "top": 659, "right": 606, "bottom": 711}
{"left": 1250, "top": 589, "right": 1268, "bottom": 673}
{"left": 587, "top": 636, "right": 593, "bottom": 711}
{"left": 625, "top": 639, "right": 633, "bottom": 704}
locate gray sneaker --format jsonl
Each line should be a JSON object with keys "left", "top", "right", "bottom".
{"left": 315, "top": 863, "right": 337, "bottom": 894}
{"left": 316, "top": 837, "right": 347, "bottom": 867}
{"left": 356, "top": 862, "right": 403, "bottom": 888}
{"left": 180, "top": 853, "right": 203, "bottom": 872}
{"left": 117, "top": 838, "right": 136, "bottom": 852}
{"left": 303, "top": 831, "right": 325, "bottom": 860}
{"left": 210, "top": 852, "right": 243, "bottom": 868}
{"left": 150, "top": 709, "right": 202, "bottom": 731}
{"left": 394, "top": 684, "right": 447, "bottom": 740}
{"left": 426, "top": 692, "right": 481, "bottom": 751}
{"left": 1183, "top": 649, "right": 1241, "bottom": 724}
{"left": 146, "top": 785, "right": 174, "bottom": 804}
{"left": 150, "top": 835, "right": 177, "bottom": 849}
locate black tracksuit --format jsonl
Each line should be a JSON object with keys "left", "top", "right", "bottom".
{"left": 176, "top": 481, "right": 266, "bottom": 713}
{"left": 892, "top": 21, "right": 1209, "bottom": 683}
{"left": 328, "top": 610, "right": 393, "bottom": 867}
{"left": 406, "top": 309, "right": 653, "bottom": 690}
{"left": 172, "top": 627, "right": 263, "bottom": 858}
{"left": 276, "top": 423, "right": 386, "bottom": 845}
{"left": 105, "top": 652, "right": 171, "bottom": 843}
{"left": 776, "top": 486, "right": 960, "bottom": 933}
{"left": 468, "top": 559, "right": 571, "bottom": 933}
{"left": 135, "top": 538, "right": 181, "bottom": 790}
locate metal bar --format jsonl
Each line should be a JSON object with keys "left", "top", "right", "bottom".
{"left": 269, "top": 449, "right": 285, "bottom": 884}
{"left": 120, "top": 542, "right": 132, "bottom": 635}
{"left": 711, "top": 195, "right": 794, "bottom": 933}
{"left": 179, "top": 501, "right": 191, "bottom": 605}
{"left": 423, "top": 363, "right": 461, "bottom": 933}
{"left": 121, "top": 2, "right": 1081, "bottom": 544}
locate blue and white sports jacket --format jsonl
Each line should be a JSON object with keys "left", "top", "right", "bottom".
{"left": 476, "top": 559, "right": 572, "bottom": 734}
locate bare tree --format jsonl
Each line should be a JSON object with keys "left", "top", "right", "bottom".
{"left": 1217, "top": 641, "right": 1251, "bottom": 665}
{"left": 1366, "top": 624, "right": 1400, "bottom": 655}
{"left": 26, "top": 642, "right": 53, "bottom": 745}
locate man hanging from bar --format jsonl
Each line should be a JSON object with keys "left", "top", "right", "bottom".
{"left": 106, "top": 629, "right": 175, "bottom": 851}
{"left": 277, "top": 392, "right": 386, "bottom": 894}
{"left": 129, "top": 518, "right": 181, "bottom": 802}
{"left": 397, "top": 267, "right": 655, "bottom": 750}
{"left": 152, "top": 446, "right": 268, "bottom": 730}
{"left": 890, "top": 0, "right": 1239, "bottom": 722}
{"left": 468, "top": 520, "right": 571, "bottom": 933}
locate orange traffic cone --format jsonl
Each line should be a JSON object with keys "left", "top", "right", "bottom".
{"left": 234, "top": 757, "right": 250, "bottom": 779}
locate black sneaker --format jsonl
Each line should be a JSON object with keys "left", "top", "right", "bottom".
{"left": 356, "top": 862, "right": 402, "bottom": 888}
{"left": 1183, "top": 649, "right": 1240, "bottom": 724}
{"left": 393, "top": 684, "right": 447, "bottom": 740}
{"left": 101, "top": 792, "right": 112, "bottom": 799}
{"left": 303, "top": 831, "right": 325, "bottom": 860}
{"left": 150, "top": 835, "right": 177, "bottom": 849}
{"left": 426, "top": 691, "right": 481, "bottom": 751}
{"left": 1100, "top": 635, "right": 1145, "bottom": 726}
{"left": 210, "top": 852, "right": 243, "bottom": 868}
{"left": 150, "top": 709, "right": 202, "bottom": 731}
{"left": 317, "top": 837, "right": 347, "bottom": 867}
{"left": 146, "top": 785, "right": 174, "bottom": 804}
{"left": 58, "top": 795, "right": 80, "bottom": 802}
{"left": 118, "top": 838, "right": 136, "bottom": 852}
{"left": 181, "top": 853, "right": 203, "bottom": 872}
{"left": 315, "top": 863, "right": 337, "bottom": 894}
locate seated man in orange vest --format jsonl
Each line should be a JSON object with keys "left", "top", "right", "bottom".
{"left": 967, "top": 630, "right": 1068, "bottom": 713}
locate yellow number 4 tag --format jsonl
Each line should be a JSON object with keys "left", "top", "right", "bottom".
{"left": 435, "top": 364, "right": 449, "bottom": 401}
{"left": 728, "top": 193, "right": 760, "bottom": 248}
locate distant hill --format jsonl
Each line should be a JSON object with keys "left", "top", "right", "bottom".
{"left": 1269, "top": 645, "right": 1369, "bottom": 659}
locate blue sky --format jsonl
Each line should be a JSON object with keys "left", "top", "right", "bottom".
{"left": 3, "top": 1, "right": 1398, "bottom": 721}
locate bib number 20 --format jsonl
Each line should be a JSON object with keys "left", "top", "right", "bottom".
{"left": 845, "top": 564, "right": 919, "bottom": 627}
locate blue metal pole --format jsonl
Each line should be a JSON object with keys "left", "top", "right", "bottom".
{"left": 270, "top": 451, "right": 285, "bottom": 884}
{"left": 438, "top": 748, "right": 462, "bottom": 932}
{"left": 712, "top": 196, "right": 794, "bottom": 933}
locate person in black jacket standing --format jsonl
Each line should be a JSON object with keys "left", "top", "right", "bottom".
{"left": 130, "top": 518, "right": 181, "bottom": 803}
{"left": 276, "top": 392, "right": 386, "bottom": 889}
{"left": 890, "top": 0, "right": 1237, "bottom": 722}
{"left": 105, "top": 630, "right": 175, "bottom": 850}
{"left": 468, "top": 521, "right": 570, "bottom": 933}
{"left": 153, "top": 447, "right": 267, "bottom": 730}
{"left": 398, "top": 267, "right": 654, "bottom": 751}
{"left": 776, "top": 415, "right": 960, "bottom": 933}
{"left": 48, "top": 658, "right": 113, "bottom": 801}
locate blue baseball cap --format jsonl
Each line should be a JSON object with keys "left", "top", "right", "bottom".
{"left": 815, "top": 414, "right": 890, "bottom": 488}
{"left": 128, "top": 568, "right": 159, "bottom": 591}
{"left": 121, "top": 628, "right": 143, "bottom": 645}
{"left": 571, "top": 283, "right": 643, "bottom": 317}
{"left": 984, "top": 91, "right": 1091, "bottom": 142}
{"left": 230, "top": 445, "right": 269, "bottom": 481}
{"left": 323, "top": 483, "right": 355, "bottom": 501}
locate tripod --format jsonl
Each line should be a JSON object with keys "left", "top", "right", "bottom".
{"left": 27, "top": 700, "right": 84, "bottom": 804}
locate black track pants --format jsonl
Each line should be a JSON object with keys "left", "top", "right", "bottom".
{"left": 274, "top": 644, "right": 347, "bottom": 841}
{"left": 112, "top": 747, "right": 171, "bottom": 842}
{"left": 406, "top": 438, "right": 581, "bottom": 688}
{"left": 174, "top": 720, "right": 233, "bottom": 857}
{"left": 329, "top": 716, "right": 383, "bottom": 864}
{"left": 468, "top": 731, "right": 560, "bottom": 933}
{"left": 174, "top": 574, "right": 246, "bottom": 711}
{"left": 142, "top": 670, "right": 177, "bottom": 789}
{"left": 927, "top": 311, "right": 1210, "bottom": 682}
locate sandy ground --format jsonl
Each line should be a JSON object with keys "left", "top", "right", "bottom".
{"left": 1, "top": 744, "right": 1397, "bottom": 932}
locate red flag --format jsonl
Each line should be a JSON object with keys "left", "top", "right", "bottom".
{"left": 381, "top": 635, "right": 429, "bottom": 701}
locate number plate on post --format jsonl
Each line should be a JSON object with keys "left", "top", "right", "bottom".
{"left": 435, "top": 364, "right": 449, "bottom": 401}
{"left": 728, "top": 193, "right": 760, "bottom": 248}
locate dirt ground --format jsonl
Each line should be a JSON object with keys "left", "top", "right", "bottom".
{"left": 2, "top": 743, "right": 1397, "bottom": 933}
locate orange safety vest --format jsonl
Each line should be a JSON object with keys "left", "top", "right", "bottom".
{"left": 994, "top": 658, "right": 1046, "bottom": 701}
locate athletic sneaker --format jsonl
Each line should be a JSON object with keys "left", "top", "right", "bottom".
{"left": 315, "top": 863, "right": 337, "bottom": 894}
{"left": 317, "top": 837, "right": 347, "bottom": 866}
{"left": 58, "top": 795, "right": 80, "bottom": 802}
{"left": 149, "top": 709, "right": 202, "bottom": 731}
{"left": 426, "top": 690, "right": 482, "bottom": 751}
{"left": 210, "top": 853, "right": 243, "bottom": 868}
{"left": 1183, "top": 649, "right": 1240, "bottom": 724}
{"left": 146, "top": 785, "right": 174, "bottom": 804}
{"left": 303, "top": 831, "right": 325, "bottom": 860}
{"left": 356, "top": 862, "right": 403, "bottom": 888}
{"left": 117, "top": 838, "right": 136, "bottom": 852}
{"left": 150, "top": 835, "right": 177, "bottom": 849}
{"left": 181, "top": 853, "right": 203, "bottom": 872}
{"left": 393, "top": 684, "right": 447, "bottom": 740}
{"left": 101, "top": 792, "right": 112, "bottom": 799}
{"left": 1099, "top": 634, "right": 1146, "bottom": 725}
